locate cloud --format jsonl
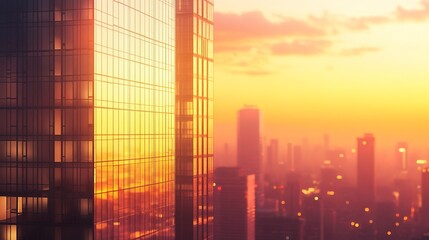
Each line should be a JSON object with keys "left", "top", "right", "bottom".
{"left": 215, "top": 11, "right": 325, "bottom": 42}
{"left": 396, "top": 0, "right": 429, "bottom": 21}
{"left": 340, "top": 47, "right": 381, "bottom": 56}
{"left": 271, "top": 40, "right": 332, "bottom": 56}
{"left": 346, "top": 16, "right": 390, "bottom": 31}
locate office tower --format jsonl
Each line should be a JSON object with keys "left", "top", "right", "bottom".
{"left": 394, "top": 178, "right": 413, "bottom": 218}
{"left": 237, "top": 107, "right": 261, "bottom": 175}
{"left": 214, "top": 167, "right": 255, "bottom": 240}
{"left": 266, "top": 139, "right": 279, "bottom": 179}
{"left": 175, "top": 0, "right": 214, "bottom": 239}
{"left": 285, "top": 171, "right": 301, "bottom": 218}
{"left": 0, "top": 1, "right": 175, "bottom": 239}
{"left": 320, "top": 166, "right": 338, "bottom": 194}
{"left": 357, "top": 133, "right": 375, "bottom": 208}
{"left": 293, "top": 145, "right": 302, "bottom": 172}
{"left": 237, "top": 107, "right": 263, "bottom": 207}
{"left": 396, "top": 142, "right": 408, "bottom": 173}
{"left": 375, "top": 201, "right": 396, "bottom": 239}
{"left": 287, "top": 143, "right": 293, "bottom": 171}
{"left": 422, "top": 168, "right": 429, "bottom": 223}
{"left": 255, "top": 211, "right": 303, "bottom": 240}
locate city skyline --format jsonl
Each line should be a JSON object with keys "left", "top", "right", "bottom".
{"left": 214, "top": 0, "right": 429, "bottom": 152}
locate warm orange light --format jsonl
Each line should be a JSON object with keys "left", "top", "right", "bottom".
{"left": 336, "top": 175, "right": 343, "bottom": 180}
{"left": 387, "top": 231, "right": 392, "bottom": 236}
{"left": 323, "top": 160, "right": 332, "bottom": 165}
{"left": 314, "top": 196, "right": 319, "bottom": 201}
{"left": 395, "top": 213, "right": 400, "bottom": 217}
{"left": 403, "top": 216, "right": 408, "bottom": 221}
{"left": 354, "top": 223, "right": 360, "bottom": 228}
{"left": 398, "top": 147, "right": 406, "bottom": 153}
{"left": 417, "top": 159, "right": 428, "bottom": 165}
{"left": 281, "top": 200, "right": 286, "bottom": 205}
{"left": 395, "top": 222, "right": 400, "bottom": 227}
{"left": 369, "top": 220, "right": 374, "bottom": 224}
{"left": 350, "top": 221, "right": 355, "bottom": 226}
{"left": 297, "top": 212, "right": 302, "bottom": 217}
{"left": 327, "top": 191, "right": 335, "bottom": 196}
{"left": 364, "top": 207, "right": 370, "bottom": 212}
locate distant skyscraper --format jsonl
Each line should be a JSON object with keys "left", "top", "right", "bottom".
{"left": 0, "top": 0, "right": 175, "bottom": 239}
{"left": 175, "top": 0, "right": 214, "bottom": 239}
{"left": 255, "top": 211, "right": 303, "bottom": 240}
{"left": 285, "top": 171, "right": 302, "bottom": 218}
{"left": 214, "top": 167, "right": 255, "bottom": 240}
{"left": 237, "top": 107, "right": 261, "bottom": 175}
{"left": 237, "top": 107, "right": 263, "bottom": 207}
{"left": 357, "top": 133, "right": 376, "bottom": 207}
{"left": 421, "top": 168, "right": 429, "bottom": 223}
{"left": 293, "top": 145, "right": 302, "bottom": 172}
{"left": 266, "top": 139, "right": 279, "bottom": 178}
{"left": 395, "top": 142, "right": 408, "bottom": 173}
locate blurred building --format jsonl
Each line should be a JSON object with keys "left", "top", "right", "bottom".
{"left": 421, "top": 168, "right": 429, "bottom": 224}
{"left": 357, "top": 133, "right": 376, "bottom": 208}
{"left": 396, "top": 142, "right": 408, "bottom": 173}
{"left": 255, "top": 211, "right": 303, "bottom": 240}
{"left": 214, "top": 167, "right": 255, "bottom": 240}
{"left": 237, "top": 107, "right": 263, "bottom": 207}
{"left": 285, "top": 171, "right": 302, "bottom": 218}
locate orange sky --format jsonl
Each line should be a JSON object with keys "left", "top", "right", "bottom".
{"left": 214, "top": 0, "right": 429, "bottom": 154}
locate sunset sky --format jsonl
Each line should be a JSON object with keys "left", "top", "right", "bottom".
{"left": 214, "top": 0, "right": 429, "bottom": 155}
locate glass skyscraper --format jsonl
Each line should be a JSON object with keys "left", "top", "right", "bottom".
{"left": 175, "top": 0, "right": 214, "bottom": 239}
{"left": 0, "top": 0, "right": 175, "bottom": 239}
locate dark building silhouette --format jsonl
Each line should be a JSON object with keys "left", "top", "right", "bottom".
{"left": 237, "top": 107, "right": 261, "bottom": 175}
{"left": 396, "top": 142, "right": 408, "bottom": 173}
{"left": 175, "top": 0, "right": 215, "bottom": 238}
{"left": 422, "top": 168, "right": 429, "bottom": 224}
{"left": 357, "top": 133, "right": 375, "bottom": 208}
{"left": 394, "top": 177, "right": 413, "bottom": 218}
{"left": 285, "top": 171, "right": 302, "bottom": 218}
{"left": 255, "top": 211, "right": 303, "bottom": 240}
{"left": 0, "top": 0, "right": 176, "bottom": 239}
{"left": 214, "top": 167, "right": 255, "bottom": 240}
{"left": 237, "top": 107, "right": 263, "bottom": 207}
{"left": 266, "top": 139, "right": 279, "bottom": 179}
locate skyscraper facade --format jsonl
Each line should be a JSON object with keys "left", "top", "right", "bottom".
{"left": 175, "top": 0, "right": 214, "bottom": 239}
{"left": 357, "top": 133, "right": 375, "bottom": 208}
{"left": 0, "top": 0, "right": 175, "bottom": 239}
{"left": 214, "top": 167, "right": 255, "bottom": 240}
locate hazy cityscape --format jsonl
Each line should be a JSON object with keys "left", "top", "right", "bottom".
{"left": 1, "top": 0, "right": 429, "bottom": 239}
{"left": 215, "top": 106, "right": 429, "bottom": 239}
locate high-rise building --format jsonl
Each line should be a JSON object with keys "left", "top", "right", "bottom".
{"left": 0, "top": 1, "right": 176, "bottom": 239}
{"left": 395, "top": 142, "right": 408, "bottom": 173}
{"left": 237, "top": 107, "right": 261, "bottom": 175}
{"left": 237, "top": 107, "right": 262, "bottom": 207}
{"left": 214, "top": 167, "right": 255, "bottom": 240}
{"left": 255, "top": 211, "right": 303, "bottom": 240}
{"left": 421, "top": 168, "right": 429, "bottom": 223}
{"left": 357, "top": 133, "right": 375, "bottom": 208}
{"left": 285, "top": 171, "right": 301, "bottom": 218}
{"left": 175, "top": 0, "right": 214, "bottom": 239}
{"left": 266, "top": 139, "right": 279, "bottom": 179}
